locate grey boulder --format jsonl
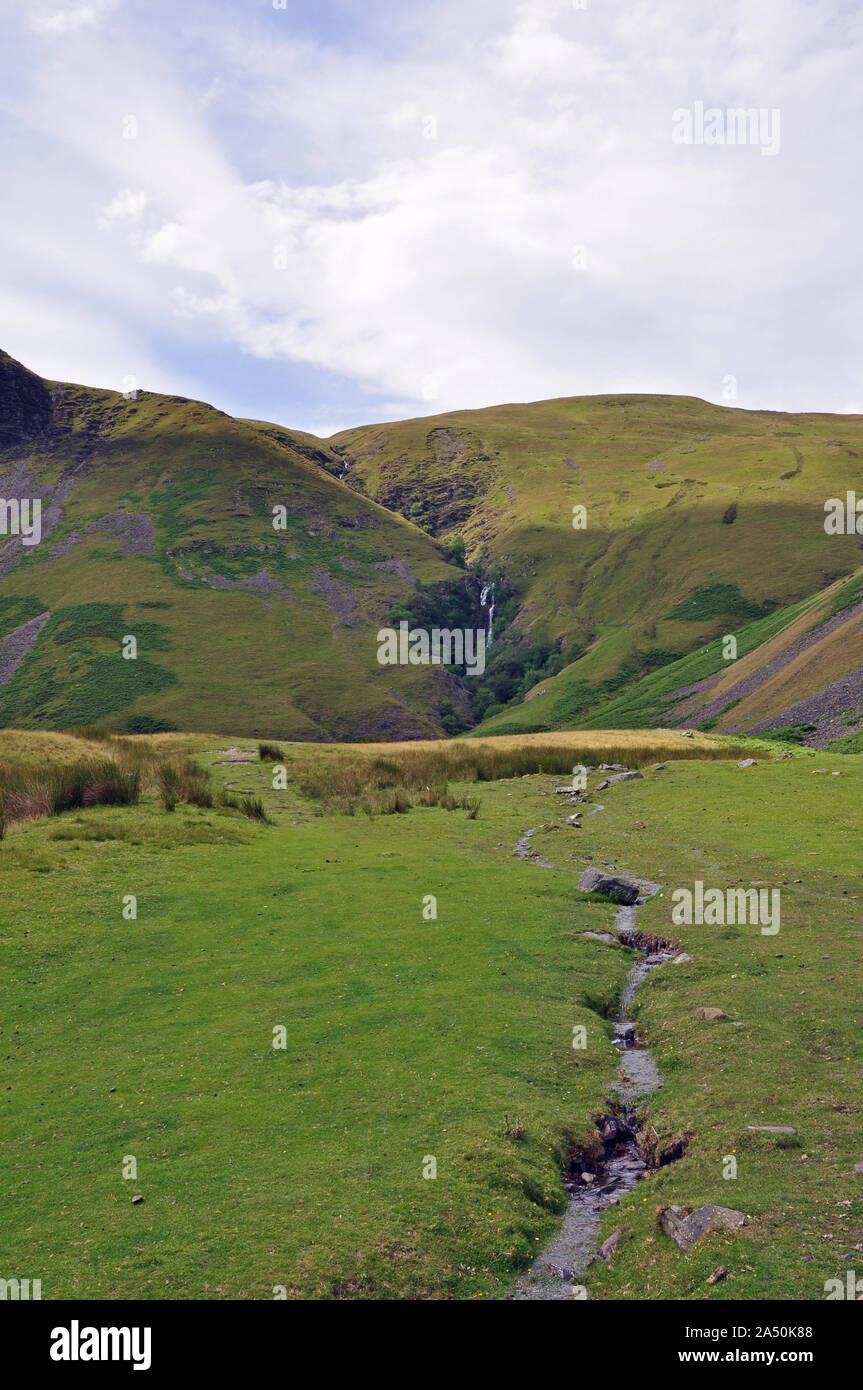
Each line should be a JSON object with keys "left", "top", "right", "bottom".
{"left": 660, "top": 1204, "right": 747, "bottom": 1252}
{"left": 578, "top": 867, "right": 640, "bottom": 905}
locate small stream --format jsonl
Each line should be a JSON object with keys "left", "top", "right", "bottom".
{"left": 512, "top": 866, "right": 676, "bottom": 1300}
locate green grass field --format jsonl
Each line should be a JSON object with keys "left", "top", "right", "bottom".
{"left": 1, "top": 730, "right": 861, "bottom": 1299}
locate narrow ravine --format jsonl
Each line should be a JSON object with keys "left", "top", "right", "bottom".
{"left": 512, "top": 831, "right": 677, "bottom": 1300}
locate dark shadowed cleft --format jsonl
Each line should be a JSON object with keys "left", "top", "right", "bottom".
{"left": 0, "top": 350, "right": 53, "bottom": 448}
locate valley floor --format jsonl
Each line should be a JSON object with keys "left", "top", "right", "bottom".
{"left": 1, "top": 733, "right": 861, "bottom": 1299}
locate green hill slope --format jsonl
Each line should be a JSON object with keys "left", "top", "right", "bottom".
{"left": 0, "top": 350, "right": 463, "bottom": 739}
{"left": 332, "top": 395, "right": 863, "bottom": 735}
{"left": 4, "top": 350, "right": 863, "bottom": 740}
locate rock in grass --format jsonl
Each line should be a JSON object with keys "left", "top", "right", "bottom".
{"left": 131, "top": 1195, "right": 144, "bottom": 1205}
{"left": 853, "top": 1161, "right": 863, "bottom": 1174}
{"left": 737, "top": 759, "right": 757, "bottom": 768}
{"left": 746, "top": 1124, "right": 796, "bottom": 1135}
{"left": 598, "top": 1228, "right": 623, "bottom": 1261}
{"left": 695, "top": 1006, "right": 730, "bottom": 1021}
{"left": 606, "top": 771, "right": 644, "bottom": 784}
{"left": 672, "top": 952, "right": 693, "bottom": 964}
{"left": 659, "top": 1204, "right": 746, "bottom": 1252}
{"left": 707, "top": 1265, "right": 729, "bottom": 1285}
{"left": 578, "top": 867, "right": 640, "bottom": 905}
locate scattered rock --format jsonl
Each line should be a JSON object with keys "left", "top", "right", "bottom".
{"left": 582, "top": 931, "right": 616, "bottom": 944}
{"left": 707, "top": 1265, "right": 729, "bottom": 1285}
{"left": 746, "top": 1125, "right": 796, "bottom": 1135}
{"left": 672, "top": 952, "right": 692, "bottom": 965}
{"left": 598, "top": 1228, "right": 623, "bottom": 1261}
{"left": 659, "top": 1204, "right": 747, "bottom": 1252}
{"left": 853, "top": 1161, "right": 863, "bottom": 1174}
{"left": 578, "top": 867, "right": 640, "bottom": 906}
{"left": 653, "top": 762, "right": 668, "bottom": 771}
{"left": 695, "top": 1007, "right": 730, "bottom": 1021}
{"left": 680, "top": 730, "right": 694, "bottom": 738}
{"left": 772, "top": 753, "right": 793, "bottom": 761}
{"left": 606, "top": 771, "right": 644, "bottom": 784}
{"left": 595, "top": 779, "right": 610, "bottom": 791}
{"left": 132, "top": 1195, "right": 144, "bottom": 1205}
{"left": 736, "top": 759, "right": 757, "bottom": 768}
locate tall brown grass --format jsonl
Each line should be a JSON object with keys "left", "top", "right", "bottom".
{"left": 293, "top": 739, "right": 760, "bottom": 815}
{"left": 0, "top": 741, "right": 267, "bottom": 830}
{"left": 0, "top": 758, "right": 141, "bottom": 828}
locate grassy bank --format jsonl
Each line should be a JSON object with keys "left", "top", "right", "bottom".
{"left": 2, "top": 728, "right": 858, "bottom": 1300}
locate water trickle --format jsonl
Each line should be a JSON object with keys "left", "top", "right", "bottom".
{"left": 479, "top": 581, "right": 495, "bottom": 645}
{"left": 513, "top": 879, "right": 676, "bottom": 1301}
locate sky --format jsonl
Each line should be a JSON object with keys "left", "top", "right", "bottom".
{"left": 0, "top": 0, "right": 861, "bottom": 436}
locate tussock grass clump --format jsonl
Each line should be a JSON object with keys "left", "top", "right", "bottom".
{"left": 258, "top": 742, "right": 284, "bottom": 762}
{"left": 293, "top": 738, "right": 758, "bottom": 815}
{"left": 62, "top": 725, "right": 115, "bottom": 743}
{"left": 155, "top": 757, "right": 214, "bottom": 809}
{"left": 238, "top": 795, "right": 273, "bottom": 823}
{"left": 0, "top": 758, "right": 140, "bottom": 828}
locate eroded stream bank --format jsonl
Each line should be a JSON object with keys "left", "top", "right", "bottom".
{"left": 512, "top": 858, "right": 679, "bottom": 1300}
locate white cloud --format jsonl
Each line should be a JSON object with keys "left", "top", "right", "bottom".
{"left": 28, "top": 0, "right": 116, "bottom": 35}
{"left": 1, "top": 0, "right": 862, "bottom": 429}
{"left": 97, "top": 188, "right": 148, "bottom": 229}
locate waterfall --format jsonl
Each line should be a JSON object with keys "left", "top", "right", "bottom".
{"left": 479, "top": 581, "right": 495, "bottom": 645}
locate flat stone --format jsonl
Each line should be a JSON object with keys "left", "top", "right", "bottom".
{"left": 853, "top": 1161, "right": 863, "bottom": 1174}
{"left": 659, "top": 1204, "right": 747, "bottom": 1252}
{"left": 695, "top": 1007, "right": 730, "bottom": 1021}
{"left": 606, "top": 771, "right": 644, "bottom": 784}
{"left": 578, "top": 867, "right": 640, "bottom": 906}
{"left": 672, "top": 952, "right": 693, "bottom": 964}
{"left": 737, "top": 759, "right": 757, "bottom": 768}
{"left": 598, "top": 1228, "right": 623, "bottom": 1261}
{"left": 746, "top": 1125, "right": 796, "bottom": 1135}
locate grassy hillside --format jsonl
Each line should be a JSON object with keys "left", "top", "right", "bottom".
{"left": 0, "top": 350, "right": 462, "bottom": 740}
{"left": 333, "top": 396, "right": 863, "bottom": 735}
{"left": 2, "top": 728, "right": 860, "bottom": 1299}
{"left": 486, "top": 570, "right": 863, "bottom": 748}
{"left": 5, "top": 349, "right": 863, "bottom": 741}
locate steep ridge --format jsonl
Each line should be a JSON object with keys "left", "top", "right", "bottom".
{"left": 0, "top": 351, "right": 462, "bottom": 739}
{"left": 333, "top": 397, "right": 863, "bottom": 735}
{"left": 4, "top": 350, "right": 863, "bottom": 740}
